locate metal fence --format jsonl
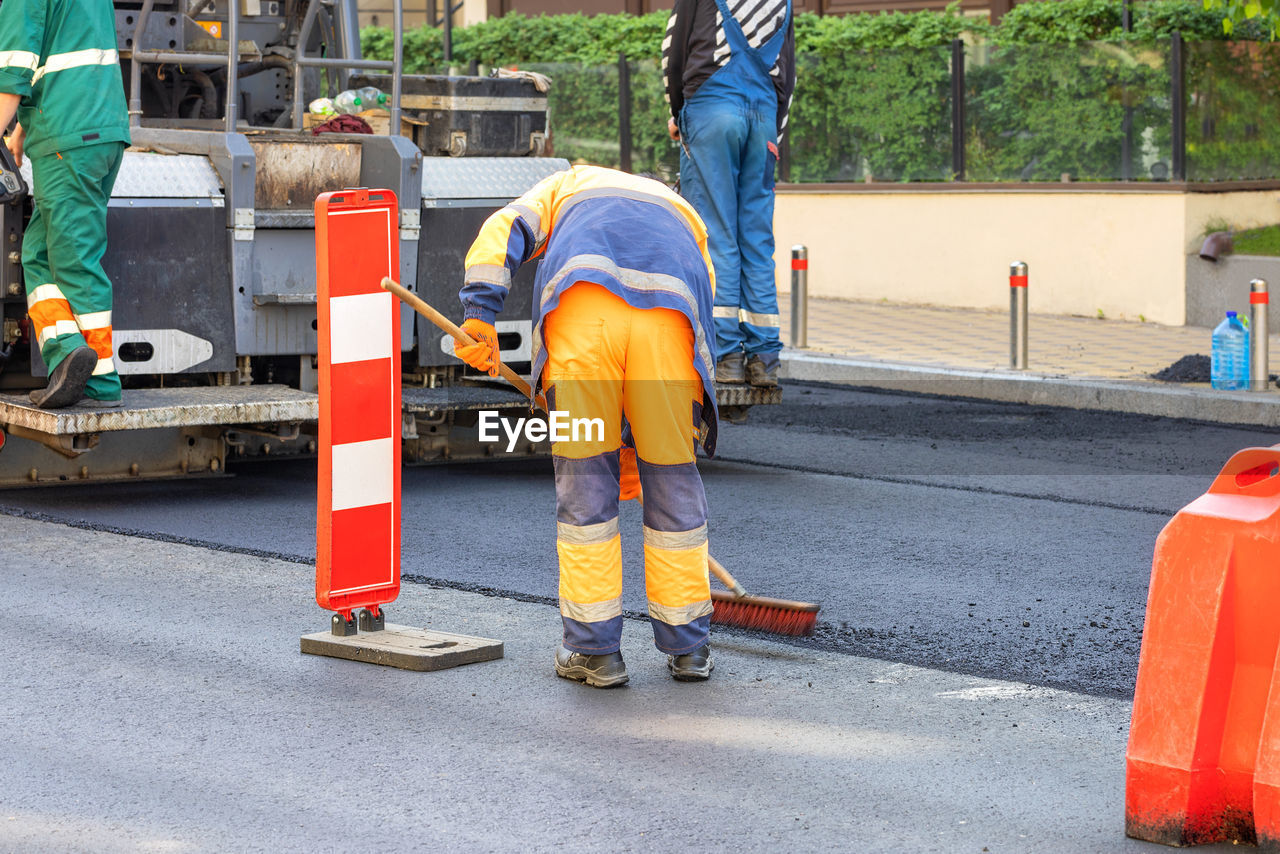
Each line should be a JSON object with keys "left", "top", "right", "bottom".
{"left": 528, "top": 35, "right": 1280, "bottom": 184}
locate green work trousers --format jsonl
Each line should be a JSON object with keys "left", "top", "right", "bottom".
{"left": 24, "top": 141, "right": 125, "bottom": 400}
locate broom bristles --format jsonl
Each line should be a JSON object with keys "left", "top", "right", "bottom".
{"left": 711, "top": 596, "right": 819, "bottom": 637}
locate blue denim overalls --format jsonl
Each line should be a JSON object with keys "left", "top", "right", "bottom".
{"left": 678, "top": 0, "right": 790, "bottom": 368}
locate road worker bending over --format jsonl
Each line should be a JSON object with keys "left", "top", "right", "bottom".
{"left": 0, "top": 0, "right": 129, "bottom": 408}
{"left": 457, "top": 165, "right": 719, "bottom": 687}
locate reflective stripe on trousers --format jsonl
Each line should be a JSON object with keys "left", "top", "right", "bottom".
{"left": 547, "top": 282, "right": 712, "bottom": 656}
{"left": 23, "top": 142, "right": 125, "bottom": 399}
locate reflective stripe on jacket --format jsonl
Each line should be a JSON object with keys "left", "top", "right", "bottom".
{"left": 461, "top": 165, "right": 720, "bottom": 455}
{"left": 0, "top": 0, "right": 130, "bottom": 159}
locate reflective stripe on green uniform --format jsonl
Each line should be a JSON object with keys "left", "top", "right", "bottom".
{"left": 24, "top": 141, "right": 126, "bottom": 399}
{"left": 0, "top": 0, "right": 130, "bottom": 159}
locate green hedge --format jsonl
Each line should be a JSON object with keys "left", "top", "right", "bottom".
{"left": 361, "top": 11, "right": 669, "bottom": 71}
{"left": 362, "top": 2, "right": 1280, "bottom": 182}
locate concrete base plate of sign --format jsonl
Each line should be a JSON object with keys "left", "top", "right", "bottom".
{"left": 300, "top": 624, "right": 504, "bottom": 671}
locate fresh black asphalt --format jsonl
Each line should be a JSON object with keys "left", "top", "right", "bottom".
{"left": 4, "top": 382, "right": 1275, "bottom": 699}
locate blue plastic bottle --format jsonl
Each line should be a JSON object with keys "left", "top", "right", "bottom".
{"left": 1211, "top": 310, "right": 1250, "bottom": 390}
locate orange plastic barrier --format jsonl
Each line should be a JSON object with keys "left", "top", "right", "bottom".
{"left": 1126, "top": 446, "right": 1280, "bottom": 847}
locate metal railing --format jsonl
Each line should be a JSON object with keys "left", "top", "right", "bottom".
{"left": 429, "top": 0, "right": 464, "bottom": 63}
{"left": 547, "top": 34, "right": 1280, "bottom": 185}
{"left": 292, "top": 0, "right": 404, "bottom": 130}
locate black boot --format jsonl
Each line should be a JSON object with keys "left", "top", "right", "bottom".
{"left": 555, "top": 645, "right": 629, "bottom": 688}
{"left": 667, "top": 644, "right": 713, "bottom": 681}
{"left": 28, "top": 346, "right": 97, "bottom": 409}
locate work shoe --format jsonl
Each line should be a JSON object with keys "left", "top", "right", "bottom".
{"left": 745, "top": 355, "right": 779, "bottom": 388}
{"left": 28, "top": 347, "right": 98, "bottom": 409}
{"left": 667, "top": 644, "right": 714, "bottom": 681}
{"left": 715, "top": 352, "right": 746, "bottom": 384}
{"left": 81, "top": 396, "right": 124, "bottom": 410}
{"left": 554, "top": 645, "right": 629, "bottom": 688}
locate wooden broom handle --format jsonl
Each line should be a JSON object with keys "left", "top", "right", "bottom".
{"left": 709, "top": 542, "right": 816, "bottom": 611}
{"left": 708, "top": 553, "right": 747, "bottom": 597}
{"left": 383, "top": 277, "right": 795, "bottom": 606}
{"left": 381, "top": 277, "right": 545, "bottom": 408}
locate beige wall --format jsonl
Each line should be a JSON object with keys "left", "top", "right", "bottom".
{"left": 359, "top": 0, "right": 486, "bottom": 30}
{"left": 771, "top": 189, "right": 1280, "bottom": 326}
{"left": 1184, "top": 191, "right": 1280, "bottom": 253}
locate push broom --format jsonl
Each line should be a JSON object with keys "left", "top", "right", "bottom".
{"left": 381, "top": 277, "right": 821, "bottom": 637}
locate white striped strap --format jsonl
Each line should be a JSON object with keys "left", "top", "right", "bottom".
{"left": 712, "top": 306, "right": 781, "bottom": 328}
{"left": 36, "top": 318, "right": 79, "bottom": 347}
{"left": 648, "top": 599, "right": 713, "bottom": 626}
{"left": 75, "top": 310, "right": 112, "bottom": 331}
{"left": 508, "top": 203, "right": 548, "bottom": 254}
{"left": 559, "top": 595, "right": 623, "bottom": 623}
{"left": 33, "top": 48, "right": 119, "bottom": 84}
{"left": 539, "top": 251, "right": 718, "bottom": 381}
{"left": 643, "top": 523, "right": 708, "bottom": 551}
{"left": 739, "top": 310, "right": 780, "bottom": 328}
{"left": 26, "top": 283, "right": 68, "bottom": 309}
{"left": 0, "top": 51, "right": 38, "bottom": 73}
{"left": 557, "top": 517, "right": 620, "bottom": 546}
{"left": 465, "top": 263, "right": 512, "bottom": 291}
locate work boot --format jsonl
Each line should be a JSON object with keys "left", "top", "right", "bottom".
{"left": 28, "top": 347, "right": 98, "bottom": 409}
{"left": 554, "top": 645, "right": 629, "bottom": 688}
{"left": 81, "top": 396, "right": 124, "bottom": 410}
{"left": 745, "top": 355, "right": 779, "bottom": 388}
{"left": 667, "top": 644, "right": 714, "bottom": 682}
{"left": 715, "top": 352, "right": 745, "bottom": 384}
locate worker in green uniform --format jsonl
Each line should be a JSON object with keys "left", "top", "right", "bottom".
{"left": 0, "top": 0, "right": 130, "bottom": 408}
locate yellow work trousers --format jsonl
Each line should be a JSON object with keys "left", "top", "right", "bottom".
{"left": 544, "top": 282, "right": 711, "bottom": 655}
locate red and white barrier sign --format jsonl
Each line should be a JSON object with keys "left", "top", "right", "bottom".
{"left": 314, "top": 188, "right": 401, "bottom": 620}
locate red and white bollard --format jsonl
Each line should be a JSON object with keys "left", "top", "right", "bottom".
{"left": 1010, "top": 261, "right": 1028, "bottom": 370}
{"left": 1251, "top": 278, "right": 1269, "bottom": 392}
{"left": 314, "top": 188, "right": 402, "bottom": 635}
{"left": 302, "top": 188, "right": 504, "bottom": 671}
{"left": 790, "top": 245, "right": 808, "bottom": 349}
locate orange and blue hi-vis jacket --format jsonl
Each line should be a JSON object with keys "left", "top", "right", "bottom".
{"left": 461, "top": 165, "right": 720, "bottom": 455}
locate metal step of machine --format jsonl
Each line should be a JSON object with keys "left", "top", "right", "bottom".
{"left": 0, "top": 381, "right": 779, "bottom": 486}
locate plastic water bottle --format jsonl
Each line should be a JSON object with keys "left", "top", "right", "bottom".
{"left": 1211, "top": 310, "right": 1250, "bottom": 390}
{"left": 332, "top": 90, "right": 362, "bottom": 115}
{"left": 357, "top": 86, "right": 388, "bottom": 111}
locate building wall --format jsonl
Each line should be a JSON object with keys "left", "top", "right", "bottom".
{"left": 770, "top": 188, "right": 1280, "bottom": 326}
{"left": 360, "top": 0, "right": 488, "bottom": 30}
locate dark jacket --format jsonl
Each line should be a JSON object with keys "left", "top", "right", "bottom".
{"left": 662, "top": 0, "right": 795, "bottom": 140}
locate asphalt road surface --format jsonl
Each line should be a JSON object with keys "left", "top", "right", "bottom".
{"left": 4, "top": 382, "right": 1275, "bottom": 699}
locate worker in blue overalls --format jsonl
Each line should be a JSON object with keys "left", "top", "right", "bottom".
{"left": 663, "top": 0, "right": 795, "bottom": 387}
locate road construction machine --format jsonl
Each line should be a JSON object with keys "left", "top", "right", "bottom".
{"left": 0, "top": 0, "right": 778, "bottom": 487}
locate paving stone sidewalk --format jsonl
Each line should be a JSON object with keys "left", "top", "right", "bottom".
{"left": 780, "top": 296, "right": 1274, "bottom": 382}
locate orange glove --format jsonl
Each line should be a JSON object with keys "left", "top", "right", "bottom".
{"left": 618, "top": 446, "right": 641, "bottom": 502}
{"left": 455, "top": 318, "right": 500, "bottom": 377}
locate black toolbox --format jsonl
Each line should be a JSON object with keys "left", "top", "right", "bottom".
{"left": 352, "top": 74, "right": 547, "bottom": 157}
